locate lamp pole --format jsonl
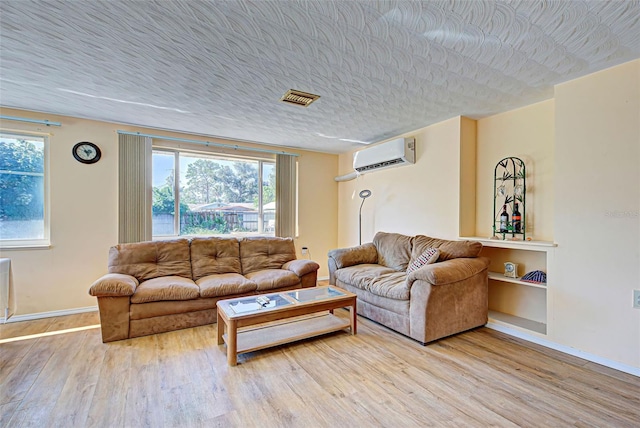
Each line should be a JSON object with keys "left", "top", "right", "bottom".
{"left": 358, "top": 190, "right": 372, "bottom": 245}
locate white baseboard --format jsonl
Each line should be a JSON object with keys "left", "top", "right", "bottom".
{"left": 486, "top": 321, "right": 640, "bottom": 377}
{"left": 1, "top": 306, "right": 98, "bottom": 324}
{"left": 317, "top": 275, "right": 329, "bottom": 281}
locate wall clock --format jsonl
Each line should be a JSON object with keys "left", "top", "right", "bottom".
{"left": 72, "top": 142, "right": 101, "bottom": 164}
{"left": 504, "top": 262, "right": 519, "bottom": 278}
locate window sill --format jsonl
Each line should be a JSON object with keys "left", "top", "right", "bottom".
{"left": 0, "top": 243, "right": 51, "bottom": 250}
{"left": 152, "top": 232, "right": 276, "bottom": 241}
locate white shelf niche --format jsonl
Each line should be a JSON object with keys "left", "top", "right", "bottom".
{"left": 472, "top": 236, "right": 554, "bottom": 337}
{"left": 489, "top": 310, "right": 547, "bottom": 335}
{"left": 488, "top": 272, "right": 547, "bottom": 289}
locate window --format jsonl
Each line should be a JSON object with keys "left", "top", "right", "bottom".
{"left": 152, "top": 149, "right": 276, "bottom": 237}
{"left": 0, "top": 132, "right": 49, "bottom": 247}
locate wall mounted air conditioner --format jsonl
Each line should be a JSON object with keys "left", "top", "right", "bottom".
{"left": 353, "top": 137, "right": 415, "bottom": 174}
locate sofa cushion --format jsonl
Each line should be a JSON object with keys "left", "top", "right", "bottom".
{"left": 335, "top": 264, "right": 410, "bottom": 300}
{"left": 373, "top": 232, "right": 414, "bottom": 272}
{"left": 240, "top": 237, "right": 296, "bottom": 274}
{"left": 413, "top": 235, "right": 482, "bottom": 262}
{"left": 108, "top": 239, "right": 192, "bottom": 282}
{"left": 244, "top": 269, "right": 300, "bottom": 291}
{"left": 407, "top": 248, "right": 440, "bottom": 274}
{"left": 196, "top": 273, "right": 258, "bottom": 297}
{"left": 190, "top": 237, "right": 241, "bottom": 280}
{"left": 130, "top": 276, "right": 199, "bottom": 304}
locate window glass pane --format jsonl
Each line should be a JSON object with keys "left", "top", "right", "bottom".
{"left": 152, "top": 151, "right": 177, "bottom": 236}
{"left": 0, "top": 134, "right": 45, "bottom": 241}
{"left": 262, "top": 162, "right": 276, "bottom": 235}
{"left": 179, "top": 154, "right": 259, "bottom": 236}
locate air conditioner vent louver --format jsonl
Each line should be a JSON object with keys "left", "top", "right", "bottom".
{"left": 355, "top": 158, "right": 404, "bottom": 172}
{"left": 353, "top": 137, "right": 415, "bottom": 174}
{"left": 280, "top": 89, "right": 320, "bottom": 107}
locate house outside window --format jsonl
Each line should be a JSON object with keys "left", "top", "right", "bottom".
{"left": 0, "top": 132, "right": 49, "bottom": 247}
{"left": 152, "top": 149, "right": 276, "bottom": 237}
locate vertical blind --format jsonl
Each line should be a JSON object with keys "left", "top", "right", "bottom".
{"left": 275, "top": 154, "right": 297, "bottom": 238}
{"left": 118, "top": 134, "right": 152, "bottom": 243}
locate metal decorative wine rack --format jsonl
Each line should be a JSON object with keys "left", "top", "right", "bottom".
{"left": 493, "top": 157, "right": 526, "bottom": 240}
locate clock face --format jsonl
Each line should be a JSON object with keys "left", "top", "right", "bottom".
{"left": 73, "top": 142, "right": 101, "bottom": 164}
{"left": 504, "top": 262, "right": 518, "bottom": 278}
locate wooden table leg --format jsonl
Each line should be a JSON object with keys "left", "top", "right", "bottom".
{"left": 227, "top": 320, "right": 238, "bottom": 366}
{"left": 350, "top": 299, "right": 357, "bottom": 335}
{"left": 216, "top": 310, "right": 224, "bottom": 345}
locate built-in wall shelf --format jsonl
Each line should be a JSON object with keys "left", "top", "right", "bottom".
{"left": 488, "top": 272, "right": 547, "bottom": 289}
{"left": 489, "top": 310, "right": 547, "bottom": 335}
{"left": 460, "top": 236, "right": 556, "bottom": 250}
{"left": 465, "top": 236, "right": 554, "bottom": 337}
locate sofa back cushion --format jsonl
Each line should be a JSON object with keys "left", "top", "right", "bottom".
{"left": 190, "top": 237, "right": 241, "bottom": 280}
{"left": 240, "top": 237, "right": 296, "bottom": 274}
{"left": 373, "top": 232, "right": 414, "bottom": 272}
{"left": 108, "top": 239, "right": 192, "bottom": 282}
{"left": 412, "top": 235, "right": 482, "bottom": 262}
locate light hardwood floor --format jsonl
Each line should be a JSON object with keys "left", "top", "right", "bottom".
{"left": 1, "top": 309, "right": 638, "bottom": 427}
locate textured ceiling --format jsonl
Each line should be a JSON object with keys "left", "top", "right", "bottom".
{"left": 1, "top": 0, "right": 639, "bottom": 154}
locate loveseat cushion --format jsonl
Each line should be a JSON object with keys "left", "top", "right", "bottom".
{"left": 335, "top": 264, "right": 410, "bottom": 300}
{"left": 108, "top": 239, "right": 192, "bottom": 282}
{"left": 130, "top": 276, "right": 199, "bottom": 303}
{"left": 244, "top": 269, "right": 300, "bottom": 291}
{"left": 240, "top": 237, "right": 296, "bottom": 274}
{"left": 190, "top": 237, "right": 241, "bottom": 280}
{"left": 196, "top": 273, "right": 257, "bottom": 297}
{"left": 412, "top": 235, "right": 482, "bottom": 262}
{"left": 373, "top": 232, "right": 414, "bottom": 271}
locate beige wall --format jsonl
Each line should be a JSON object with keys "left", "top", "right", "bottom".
{"left": 337, "top": 117, "right": 463, "bottom": 248}
{"left": 459, "top": 116, "right": 477, "bottom": 237}
{"left": 0, "top": 108, "right": 338, "bottom": 316}
{"left": 554, "top": 59, "right": 640, "bottom": 367}
{"left": 476, "top": 99, "right": 555, "bottom": 240}
{"left": 335, "top": 60, "right": 639, "bottom": 369}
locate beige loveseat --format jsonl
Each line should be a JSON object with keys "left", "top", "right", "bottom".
{"left": 89, "top": 236, "right": 319, "bottom": 342}
{"left": 328, "top": 232, "right": 489, "bottom": 344}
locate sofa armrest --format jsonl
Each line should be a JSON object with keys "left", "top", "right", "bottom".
{"left": 328, "top": 243, "right": 378, "bottom": 285}
{"left": 328, "top": 243, "right": 378, "bottom": 269}
{"left": 407, "top": 257, "right": 490, "bottom": 286}
{"left": 89, "top": 273, "right": 139, "bottom": 297}
{"left": 282, "top": 259, "right": 320, "bottom": 277}
{"left": 408, "top": 257, "right": 490, "bottom": 343}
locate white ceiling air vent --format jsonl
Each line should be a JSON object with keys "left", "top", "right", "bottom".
{"left": 353, "top": 137, "right": 415, "bottom": 174}
{"left": 280, "top": 89, "right": 320, "bottom": 107}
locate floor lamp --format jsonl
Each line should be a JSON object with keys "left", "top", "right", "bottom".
{"left": 358, "top": 189, "right": 372, "bottom": 245}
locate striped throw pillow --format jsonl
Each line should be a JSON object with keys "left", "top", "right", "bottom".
{"left": 407, "top": 248, "right": 439, "bottom": 274}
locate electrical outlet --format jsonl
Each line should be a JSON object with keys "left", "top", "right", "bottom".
{"left": 634, "top": 290, "right": 640, "bottom": 309}
{"left": 301, "top": 247, "right": 308, "bottom": 255}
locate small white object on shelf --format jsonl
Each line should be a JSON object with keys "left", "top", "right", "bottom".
{"left": 504, "top": 262, "right": 518, "bottom": 278}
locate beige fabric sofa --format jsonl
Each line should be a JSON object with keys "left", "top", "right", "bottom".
{"left": 89, "top": 236, "right": 319, "bottom": 342}
{"left": 328, "top": 232, "right": 489, "bottom": 344}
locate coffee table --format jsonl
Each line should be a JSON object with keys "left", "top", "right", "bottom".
{"left": 216, "top": 286, "right": 357, "bottom": 366}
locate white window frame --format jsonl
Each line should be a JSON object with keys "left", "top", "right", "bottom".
{"left": 0, "top": 131, "right": 50, "bottom": 249}
{"left": 151, "top": 148, "right": 275, "bottom": 239}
